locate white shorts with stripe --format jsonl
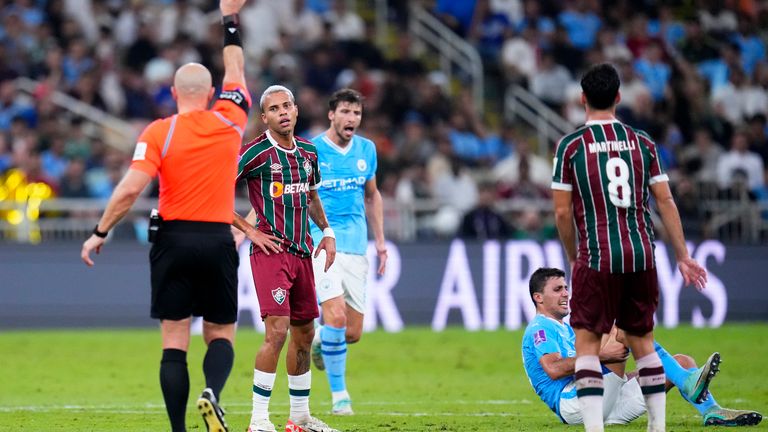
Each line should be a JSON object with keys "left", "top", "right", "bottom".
{"left": 312, "top": 250, "right": 369, "bottom": 313}
{"left": 559, "top": 373, "right": 646, "bottom": 425}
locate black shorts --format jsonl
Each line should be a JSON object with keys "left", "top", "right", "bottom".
{"left": 569, "top": 261, "right": 659, "bottom": 335}
{"left": 150, "top": 221, "right": 238, "bottom": 324}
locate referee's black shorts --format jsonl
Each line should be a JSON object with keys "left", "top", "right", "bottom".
{"left": 149, "top": 220, "right": 238, "bottom": 324}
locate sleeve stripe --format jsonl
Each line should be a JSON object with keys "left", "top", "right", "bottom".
{"left": 161, "top": 115, "right": 178, "bottom": 158}
{"left": 649, "top": 174, "right": 669, "bottom": 185}
{"left": 551, "top": 182, "right": 573, "bottom": 191}
{"left": 213, "top": 111, "right": 244, "bottom": 137}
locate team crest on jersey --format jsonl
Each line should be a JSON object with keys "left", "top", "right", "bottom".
{"left": 270, "top": 163, "right": 282, "bottom": 174}
{"left": 272, "top": 287, "right": 286, "bottom": 305}
{"left": 303, "top": 160, "right": 312, "bottom": 176}
{"left": 534, "top": 329, "right": 547, "bottom": 346}
{"left": 357, "top": 159, "right": 367, "bottom": 171}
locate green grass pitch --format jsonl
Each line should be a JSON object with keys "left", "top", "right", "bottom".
{"left": 0, "top": 325, "right": 766, "bottom": 431}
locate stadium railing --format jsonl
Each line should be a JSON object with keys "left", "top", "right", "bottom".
{"left": 408, "top": 2, "right": 484, "bottom": 113}
{"left": 15, "top": 77, "right": 138, "bottom": 153}
{"left": 504, "top": 83, "right": 575, "bottom": 156}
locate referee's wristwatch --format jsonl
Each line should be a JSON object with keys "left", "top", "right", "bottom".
{"left": 93, "top": 225, "right": 108, "bottom": 238}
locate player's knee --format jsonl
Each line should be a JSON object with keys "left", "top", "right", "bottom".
{"left": 202, "top": 322, "right": 235, "bottom": 345}
{"left": 264, "top": 325, "right": 289, "bottom": 348}
{"left": 346, "top": 328, "right": 362, "bottom": 344}
{"left": 673, "top": 353, "right": 696, "bottom": 369}
{"left": 323, "top": 304, "right": 347, "bottom": 328}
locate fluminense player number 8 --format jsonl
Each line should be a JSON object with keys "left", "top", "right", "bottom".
{"left": 606, "top": 157, "right": 631, "bottom": 208}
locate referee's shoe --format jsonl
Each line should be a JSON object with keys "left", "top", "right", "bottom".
{"left": 197, "top": 388, "right": 229, "bottom": 432}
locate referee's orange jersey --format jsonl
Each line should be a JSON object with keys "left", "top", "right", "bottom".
{"left": 130, "top": 83, "right": 251, "bottom": 224}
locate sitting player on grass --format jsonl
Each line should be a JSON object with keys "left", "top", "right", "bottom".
{"left": 522, "top": 267, "right": 762, "bottom": 427}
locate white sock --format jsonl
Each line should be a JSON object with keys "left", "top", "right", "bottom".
{"left": 636, "top": 352, "right": 666, "bottom": 432}
{"left": 575, "top": 355, "right": 604, "bottom": 432}
{"left": 288, "top": 371, "right": 311, "bottom": 423}
{"left": 332, "top": 390, "right": 350, "bottom": 404}
{"left": 251, "top": 369, "right": 276, "bottom": 424}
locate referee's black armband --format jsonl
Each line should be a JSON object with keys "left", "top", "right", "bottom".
{"left": 218, "top": 88, "right": 250, "bottom": 114}
{"left": 222, "top": 13, "right": 242, "bottom": 47}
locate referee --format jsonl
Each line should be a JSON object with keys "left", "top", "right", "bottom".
{"left": 80, "top": 1, "right": 277, "bottom": 431}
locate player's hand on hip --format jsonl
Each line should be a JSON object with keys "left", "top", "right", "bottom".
{"left": 315, "top": 237, "right": 336, "bottom": 272}
{"left": 248, "top": 230, "right": 282, "bottom": 255}
{"left": 376, "top": 243, "right": 388, "bottom": 275}
{"left": 220, "top": 0, "right": 246, "bottom": 15}
{"left": 81, "top": 235, "right": 106, "bottom": 267}
{"left": 678, "top": 257, "right": 707, "bottom": 291}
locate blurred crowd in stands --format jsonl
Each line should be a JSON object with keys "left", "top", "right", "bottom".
{"left": 0, "top": 0, "right": 766, "bottom": 241}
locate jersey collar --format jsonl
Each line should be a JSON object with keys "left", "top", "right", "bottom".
{"left": 322, "top": 134, "right": 354, "bottom": 156}
{"left": 267, "top": 130, "right": 297, "bottom": 153}
{"left": 584, "top": 118, "right": 618, "bottom": 126}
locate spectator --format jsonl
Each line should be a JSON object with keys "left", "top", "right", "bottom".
{"left": 326, "top": 0, "right": 365, "bottom": 42}
{"left": 648, "top": 5, "right": 685, "bottom": 51}
{"left": 458, "top": 181, "right": 513, "bottom": 239}
{"left": 530, "top": 51, "right": 572, "bottom": 112}
{"left": 717, "top": 130, "right": 765, "bottom": 192}
{"left": 616, "top": 59, "right": 650, "bottom": 112}
{"left": 291, "top": 0, "right": 324, "bottom": 49}
{"left": 747, "top": 114, "right": 768, "bottom": 167}
{"left": 40, "top": 135, "right": 68, "bottom": 181}
{"left": 633, "top": 41, "right": 671, "bottom": 102}
{"left": 469, "top": 0, "right": 512, "bottom": 64}
{"left": 501, "top": 25, "right": 538, "bottom": 85}
{"left": 435, "top": 0, "right": 477, "bottom": 37}
{"left": 733, "top": 15, "right": 765, "bottom": 76}
{"left": 679, "top": 128, "right": 724, "bottom": 183}
{"left": 396, "top": 111, "right": 435, "bottom": 164}
{"left": 698, "top": 1, "right": 738, "bottom": 37}
{"left": 59, "top": 157, "right": 90, "bottom": 197}
{"left": 712, "top": 67, "right": 752, "bottom": 126}
{"left": 514, "top": 0, "right": 554, "bottom": 39}
{"left": 155, "top": 0, "right": 208, "bottom": 45}
{"left": 557, "top": 0, "right": 601, "bottom": 51}
{"left": 678, "top": 18, "right": 720, "bottom": 65}
{"left": 433, "top": 156, "right": 478, "bottom": 214}
{"left": 493, "top": 137, "right": 551, "bottom": 189}
{"left": 502, "top": 155, "right": 550, "bottom": 200}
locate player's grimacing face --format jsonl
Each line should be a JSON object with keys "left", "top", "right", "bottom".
{"left": 537, "top": 276, "right": 570, "bottom": 319}
{"left": 329, "top": 101, "right": 362, "bottom": 142}
{"left": 262, "top": 91, "right": 298, "bottom": 136}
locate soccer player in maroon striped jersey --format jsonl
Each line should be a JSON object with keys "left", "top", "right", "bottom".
{"left": 232, "top": 85, "right": 339, "bottom": 432}
{"left": 551, "top": 64, "right": 708, "bottom": 432}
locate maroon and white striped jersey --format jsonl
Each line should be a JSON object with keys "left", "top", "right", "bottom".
{"left": 552, "top": 119, "right": 668, "bottom": 273}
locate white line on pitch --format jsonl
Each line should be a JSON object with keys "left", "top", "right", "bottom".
{"left": 0, "top": 400, "right": 533, "bottom": 413}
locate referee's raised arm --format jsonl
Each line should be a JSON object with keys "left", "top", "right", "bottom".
{"left": 220, "top": 0, "right": 247, "bottom": 89}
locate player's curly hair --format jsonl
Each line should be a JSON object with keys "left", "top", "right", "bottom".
{"left": 581, "top": 63, "right": 620, "bottom": 110}
{"left": 529, "top": 267, "right": 566, "bottom": 306}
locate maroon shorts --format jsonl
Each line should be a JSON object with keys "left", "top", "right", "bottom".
{"left": 250, "top": 250, "right": 319, "bottom": 322}
{"left": 570, "top": 261, "right": 659, "bottom": 335}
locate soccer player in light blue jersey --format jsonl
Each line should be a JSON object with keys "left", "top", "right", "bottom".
{"left": 308, "top": 89, "right": 387, "bottom": 415}
{"left": 523, "top": 268, "right": 762, "bottom": 428}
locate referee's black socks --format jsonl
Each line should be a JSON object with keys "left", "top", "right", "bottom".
{"left": 203, "top": 338, "right": 234, "bottom": 401}
{"left": 160, "top": 348, "right": 189, "bottom": 432}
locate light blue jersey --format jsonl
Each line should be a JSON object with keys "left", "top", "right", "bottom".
{"left": 522, "top": 314, "right": 576, "bottom": 418}
{"left": 310, "top": 133, "right": 377, "bottom": 255}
